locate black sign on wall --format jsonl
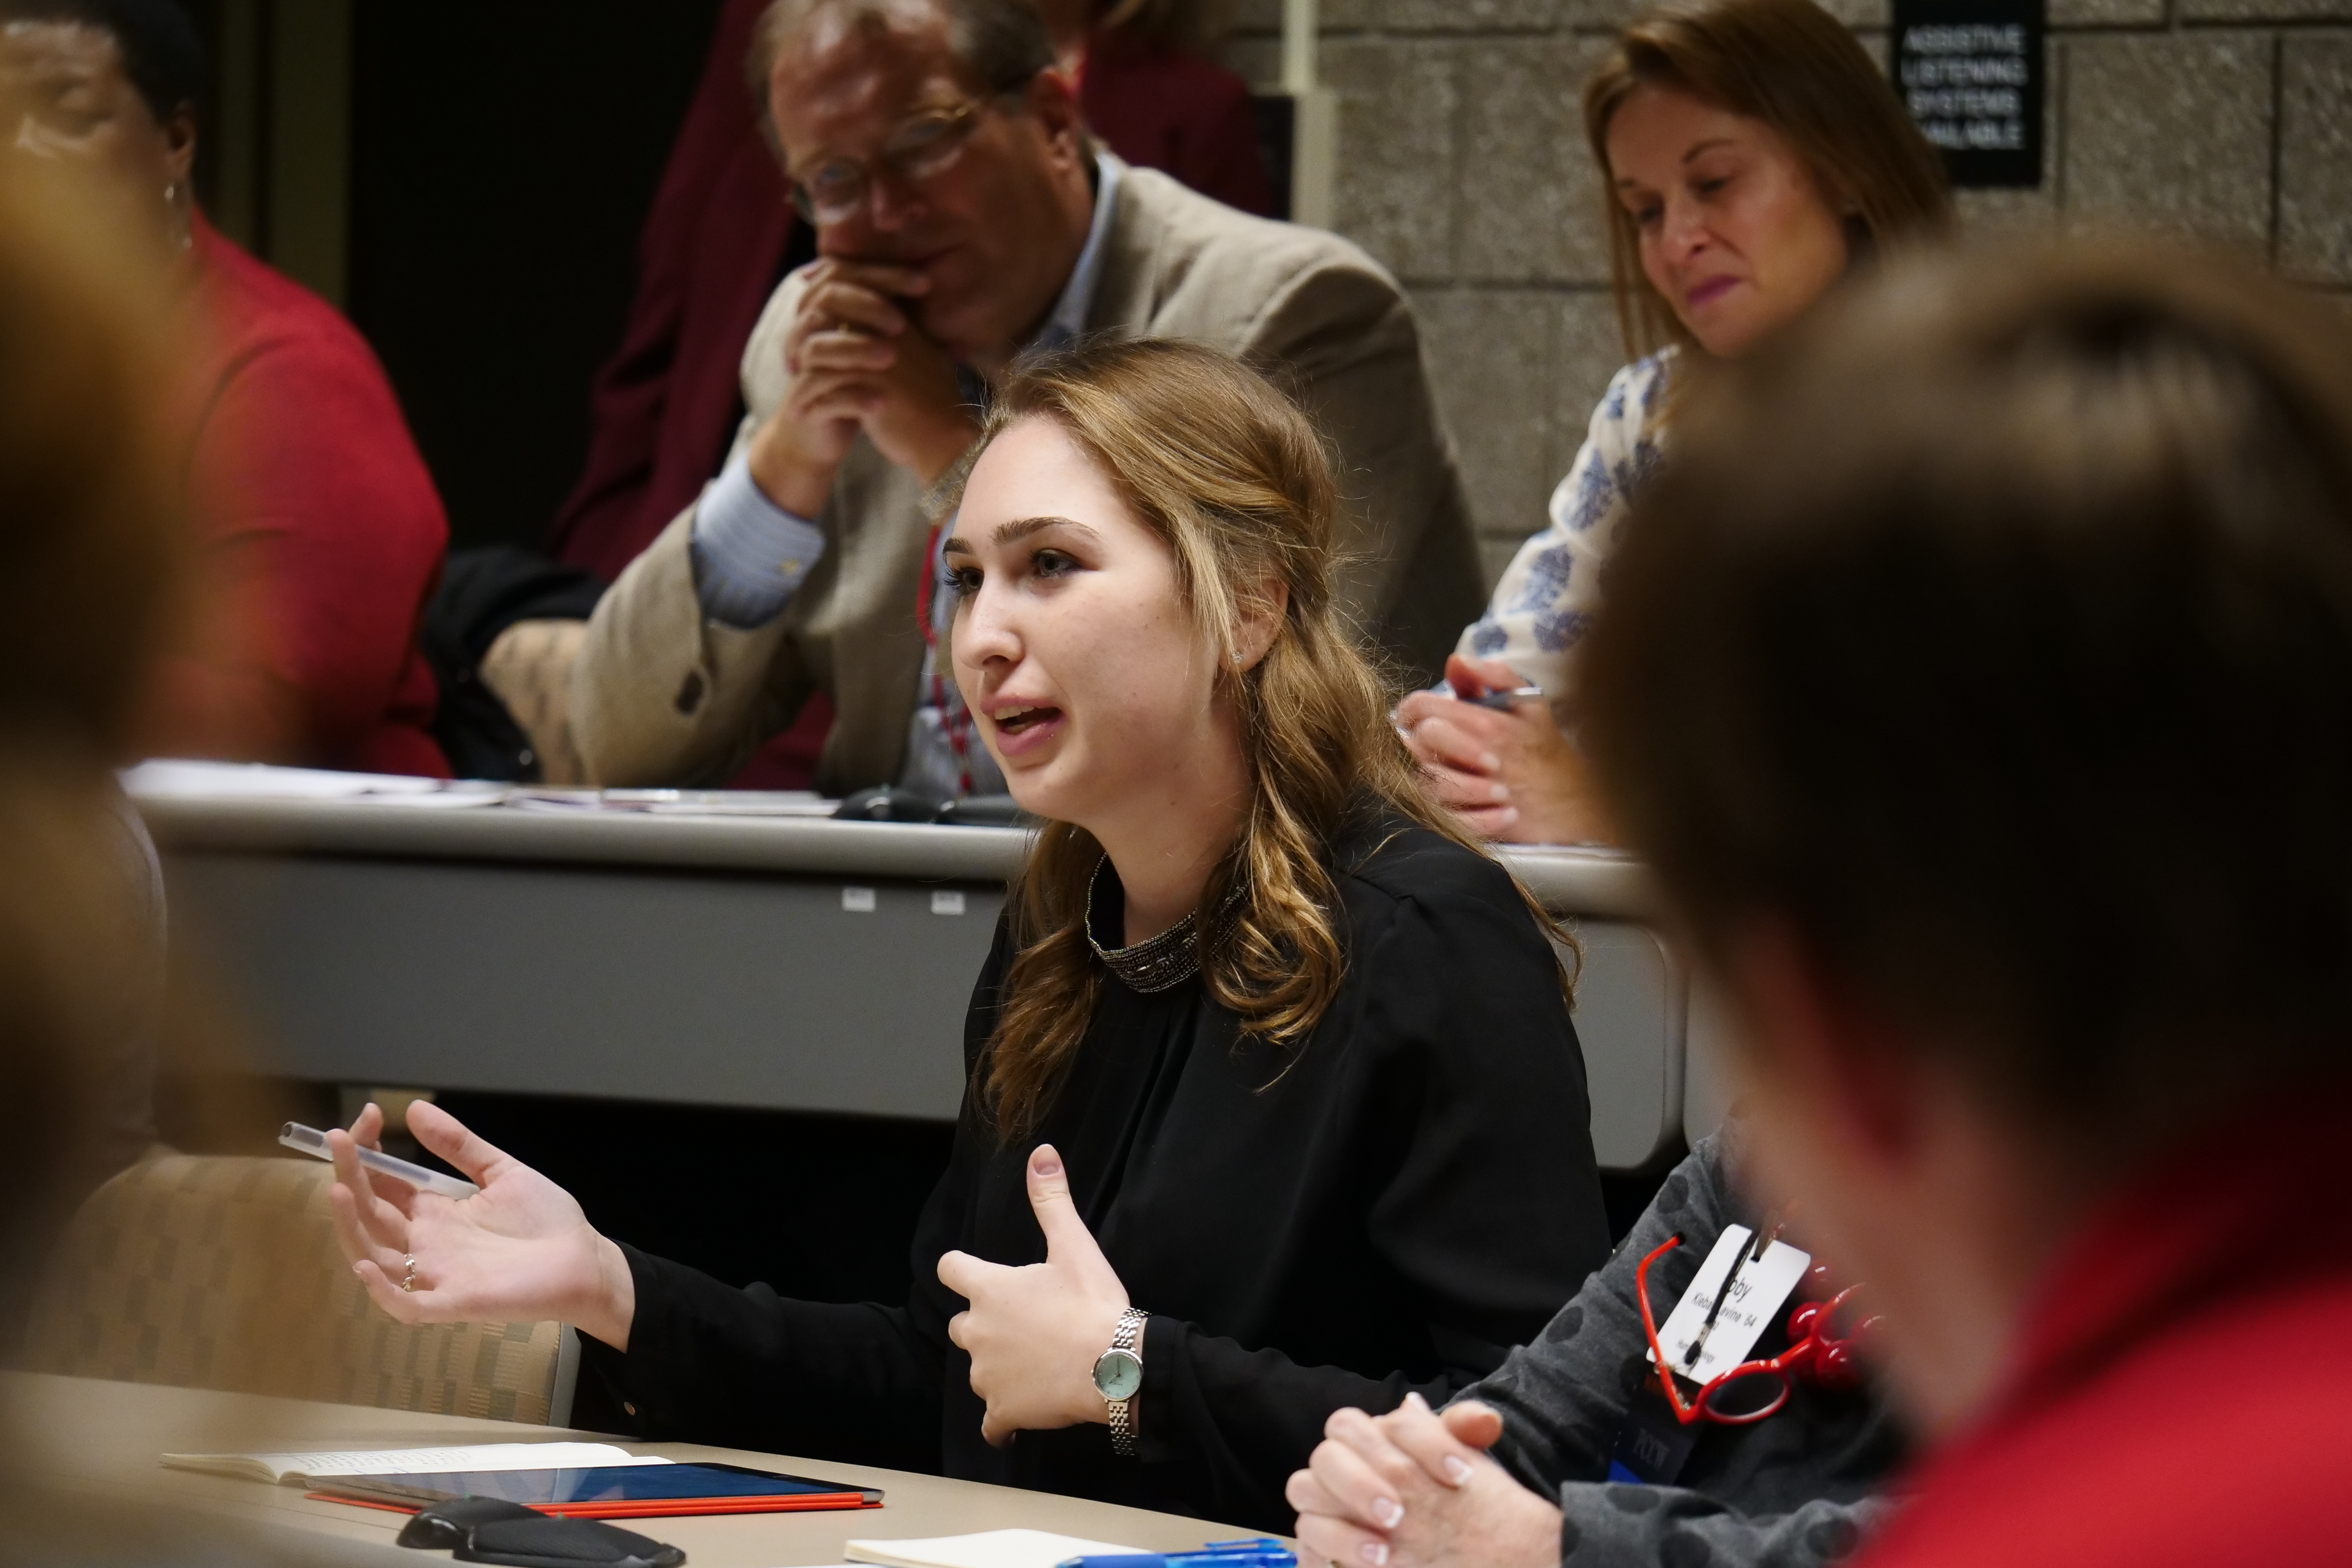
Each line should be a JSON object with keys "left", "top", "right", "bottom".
{"left": 1892, "top": 0, "right": 2046, "bottom": 189}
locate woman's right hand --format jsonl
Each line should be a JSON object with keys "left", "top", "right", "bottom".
{"left": 1396, "top": 656, "right": 1616, "bottom": 846}
{"left": 327, "top": 1100, "right": 637, "bottom": 1351}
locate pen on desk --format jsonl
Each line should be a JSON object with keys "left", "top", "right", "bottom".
{"left": 279, "top": 1122, "right": 480, "bottom": 1201}
{"left": 1059, "top": 1538, "right": 1296, "bottom": 1568}
{"left": 1467, "top": 685, "right": 1547, "bottom": 710}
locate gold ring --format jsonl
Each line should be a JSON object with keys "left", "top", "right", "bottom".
{"left": 400, "top": 1254, "right": 418, "bottom": 1293}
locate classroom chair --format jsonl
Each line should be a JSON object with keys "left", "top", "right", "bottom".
{"left": 21, "top": 1153, "right": 578, "bottom": 1424}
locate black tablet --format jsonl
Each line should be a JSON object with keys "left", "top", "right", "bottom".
{"left": 313, "top": 1460, "right": 884, "bottom": 1519}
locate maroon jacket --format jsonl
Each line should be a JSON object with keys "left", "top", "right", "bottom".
{"left": 1079, "top": 29, "right": 1274, "bottom": 220}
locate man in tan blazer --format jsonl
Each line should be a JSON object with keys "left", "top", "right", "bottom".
{"left": 572, "top": 0, "right": 1482, "bottom": 793}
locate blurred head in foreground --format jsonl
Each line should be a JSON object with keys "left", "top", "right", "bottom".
{"left": 0, "top": 147, "right": 176, "bottom": 1320}
{"left": 0, "top": 158, "right": 411, "bottom": 1568}
{"left": 0, "top": 148, "right": 299, "bottom": 1568}
{"left": 1579, "top": 241, "right": 2352, "bottom": 1553}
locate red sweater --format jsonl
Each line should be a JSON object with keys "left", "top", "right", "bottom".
{"left": 1853, "top": 1094, "right": 2352, "bottom": 1568}
{"left": 161, "top": 216, "right": 450, "bottom": 778}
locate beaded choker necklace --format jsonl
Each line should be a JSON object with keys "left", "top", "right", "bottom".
{"left": 1084, "top": 858, "right": 1247, "bottom": 994}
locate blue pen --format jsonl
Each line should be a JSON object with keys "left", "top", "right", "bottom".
{"left": 1058, "top": 1539, "right": 1296, "bottom": 1568}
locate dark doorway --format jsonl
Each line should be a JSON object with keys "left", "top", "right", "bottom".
{"left": 346, "top": 1, "right": 728, "bottom": 554}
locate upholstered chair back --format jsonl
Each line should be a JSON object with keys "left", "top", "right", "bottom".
{"left": 22, "top": 1154, "right": 576, "bottom": 1424}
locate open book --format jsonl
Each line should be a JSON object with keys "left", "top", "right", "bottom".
{"left": 160, "top": 1441, "right": 671, "bottom": 1486}
{"left": 844, "top": 1531, "right": 1148, "bottom": 1568}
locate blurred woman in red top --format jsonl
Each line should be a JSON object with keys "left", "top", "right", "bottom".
{"left": 1, "top": 0, "right": 450, "bottom": 777}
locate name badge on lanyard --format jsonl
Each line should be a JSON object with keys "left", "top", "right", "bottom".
{"left": 1608, "top": 1224, "right": 1812, "bottom": 1486}
{"left": 1649, "top": 1224, "right": 1811, "bottom": 1385}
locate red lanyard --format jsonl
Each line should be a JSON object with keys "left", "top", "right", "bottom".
{"left": 916, "top": 522, "right": 977, "bottom": 797}
{"left": 1633, "top": 1233, "right": 1879, "bottom": 1426}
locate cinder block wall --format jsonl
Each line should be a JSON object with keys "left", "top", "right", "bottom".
{"left": 1225, "top": 0, "right": 2352, "bottom": 586}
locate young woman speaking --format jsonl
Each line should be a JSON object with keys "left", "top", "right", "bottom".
{"left": 328, "top": 339, "right": 1611, "bottom": 1531}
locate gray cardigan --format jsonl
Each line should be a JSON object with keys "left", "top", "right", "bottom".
{"left": 1459, "top": 1127, "right": 1906, "bottom": 1567}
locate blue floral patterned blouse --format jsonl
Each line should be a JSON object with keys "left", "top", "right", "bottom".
{"left": 1455, "top": 348, "right": 1675, "bottom": 705}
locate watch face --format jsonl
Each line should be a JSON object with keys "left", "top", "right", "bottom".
{"left": 1092, "top": 1347, "right": 1144, "bottom": 1401}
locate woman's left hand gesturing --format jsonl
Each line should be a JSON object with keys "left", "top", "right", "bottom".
{"left": 938, "top": 1144, "right": 1132, "bottom": 1448}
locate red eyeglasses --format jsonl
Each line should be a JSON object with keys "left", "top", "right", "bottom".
{"left": 1634, "top": 1232, "right": 1883, "bottom": 1426}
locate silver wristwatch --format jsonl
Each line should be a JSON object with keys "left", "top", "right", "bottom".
{"left": 1092, "top": 1307, "right": 1149, "bottom": 1457}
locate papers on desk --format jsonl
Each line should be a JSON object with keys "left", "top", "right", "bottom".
{"left": 121, "top": 760, "right": 843, "bottom": 818}
{"left": 512, "top": 788, "right": 838, "bottom": 817}
{"left": 160, "top": 1440, "right": 671, "bottom": 1486}
{"left": 122, "top": 760, "right": 510, "bottom": 808}
{"left": 843, "top": 1530, "right": 1148, "bottom": 1568}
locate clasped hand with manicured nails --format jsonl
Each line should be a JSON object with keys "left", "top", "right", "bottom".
{"left": 326, "top": 1100, "right": 639, "bottom": 1353}
{"left": 1287, "top": 1394, "right": 1562, "bottom": 1568}
{"left": 937, "top": 1144, "right": 1133, "bottom": 1448}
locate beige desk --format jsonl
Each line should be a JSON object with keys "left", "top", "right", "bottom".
{"left": 7, "top": 1372, "right": 1254, "bottom": 1568}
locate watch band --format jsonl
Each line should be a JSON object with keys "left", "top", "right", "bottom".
{"left": 1106, "top": 1307, "right": 1148, "bottom": 1458}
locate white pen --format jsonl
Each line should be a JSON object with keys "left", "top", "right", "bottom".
{"left": 279, "top": 1121, "right": 480, "bottom": 1200}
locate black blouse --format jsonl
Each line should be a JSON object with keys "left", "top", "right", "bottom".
{"left": 586, "top": 814, "right": 1612, "bottom": 1530}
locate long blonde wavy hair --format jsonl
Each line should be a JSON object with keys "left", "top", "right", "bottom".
{"left": 955, "top": 338, "right": 1574, "bottom": 1141}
